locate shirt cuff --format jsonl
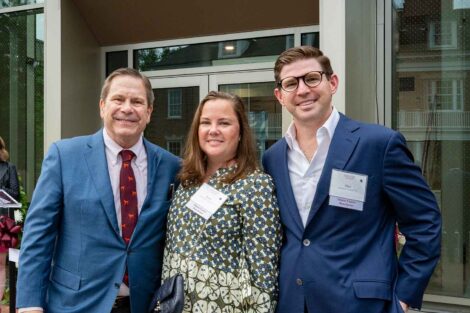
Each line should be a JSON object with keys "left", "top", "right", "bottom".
{"left": 18, "top": 308, "right": 44, "bottom": 313}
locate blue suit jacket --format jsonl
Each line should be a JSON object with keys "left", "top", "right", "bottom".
{"left": 262, "top": 114, "right": 441, "bottom": 313}
{"left": 17, "top": 130, "right": 180, "bottom": 313}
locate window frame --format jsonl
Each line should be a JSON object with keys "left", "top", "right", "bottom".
{"left": 427, "top": 78, "right": 464, "bottom": 112}
{"left": 428, "top": 20, "right": 458, "bottom": 50}
{"left": 167, "top": 88, "right": 182, "bottom": 119}
{"left": 166, "top": 139, "right": 183, "bottom": 156}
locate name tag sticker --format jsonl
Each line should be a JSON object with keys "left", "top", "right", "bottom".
{"left": 329, "top": 169, "right": 368, "bottom": 211}
{"left": 186, "top": 183, "right": 228, "bottom": 220}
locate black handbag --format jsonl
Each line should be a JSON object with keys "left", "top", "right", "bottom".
{"left": 148, "top": 273, "right": 185, "bottom": 313}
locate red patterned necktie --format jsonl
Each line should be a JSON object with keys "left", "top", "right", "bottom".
{"left": 119, "top": 150, "right": 138, "bottom": 286}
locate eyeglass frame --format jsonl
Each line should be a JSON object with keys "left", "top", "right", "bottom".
{"left": 276, "top": 71, "right": 332, "bottom": 92}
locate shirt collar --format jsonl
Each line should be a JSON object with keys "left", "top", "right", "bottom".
{"left": 285, "top": 107, "right": 340, "bottom": 150}
{"left": 102, "top": 128, "right": 146, "bottom": 167}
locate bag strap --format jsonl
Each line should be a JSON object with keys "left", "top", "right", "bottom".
{"left": 239, "top": 211, "right": 252, "bottom": 312}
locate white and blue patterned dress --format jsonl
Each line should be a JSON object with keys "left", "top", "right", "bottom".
{"left": 162, "top": 166, "right": 282, "bottom": 313}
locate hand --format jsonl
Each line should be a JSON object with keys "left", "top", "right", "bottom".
{"left": 399, "top": 300, "right": 409, "bottom": 313}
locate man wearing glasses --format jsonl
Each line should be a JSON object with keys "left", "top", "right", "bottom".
{"left": 262, "top": 46, "right": 441, "bottom": 313}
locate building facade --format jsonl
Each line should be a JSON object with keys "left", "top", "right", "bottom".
{"left": 1, "top": 0, "right": 469, "bottom": 311}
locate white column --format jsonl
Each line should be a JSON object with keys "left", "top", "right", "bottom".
{"left": 320, "top": 0, "right": 346, "bottom": 114}
{"left": 44, "top": 0, "right": 61, "bottom": 151}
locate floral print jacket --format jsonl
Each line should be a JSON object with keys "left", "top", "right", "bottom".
{"left": 162, "top": 166, "right": 282, "bottom": 313}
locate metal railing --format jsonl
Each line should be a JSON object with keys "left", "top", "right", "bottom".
{"left": 398, "top": 111, "right": 470, "bottom": 129}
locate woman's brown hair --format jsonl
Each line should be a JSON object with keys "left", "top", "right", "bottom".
{"left": 179, "top": 91, "right": 258, "bottom": 186}
{"left": 0, "top": 136, "right": 9, "bottom": 162}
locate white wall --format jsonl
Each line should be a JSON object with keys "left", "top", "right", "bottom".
{"left": 320, "top": 0, "right": 387, "bottom": 125}
{"left": 345, "top": 0, "right": 378, "bottom": 123}
{"left": 44, "top": 0, "right": 61, "bottom": 150}
{"left": 60, "top": 0, "right": 101, "bottom": 139}
{"left": 320, "top": 0, "right": 346, "bottom": 114}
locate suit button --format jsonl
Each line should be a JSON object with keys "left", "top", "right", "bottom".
{"left": 296, "top": 278, "right": 303, "bottom": 286}
{"left": 303, "top": 239, "right": 310, "bottom": 246}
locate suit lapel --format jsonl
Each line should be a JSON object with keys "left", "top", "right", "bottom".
{"left": 141, "top": 139, "right": 162, "bottom": 212}
{"left": 277, "top": 139, "right": 305, "bottom": 235}
{"left": 130, "top": 139, "right": 163, "bottom": 242}
{"left": 84, "top": 130, "right": 120, "bottom": 236}
{"left": 306, "top": 115, "right": 360, "bottom": 226}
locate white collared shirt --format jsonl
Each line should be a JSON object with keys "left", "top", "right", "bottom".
{"left": 285, "top": 107, "right": 340, "bottom": 227}
{"left": 103, "top": 128, "right": 148, "bottom": 296}
{"left": 103, "top": 128, "right": 148, "bottom": 229}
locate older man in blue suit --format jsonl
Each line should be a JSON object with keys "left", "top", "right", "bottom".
{"left": 262, "top": 47, "right": 441, "bottom": 313}
{"left": 16, "top": 68, "right": 180, "bottom": 313}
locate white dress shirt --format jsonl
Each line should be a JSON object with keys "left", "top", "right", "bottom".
{"left": 103, "top": 128, "right": 148, "bottom": 227}
{"left": 285, "top": 107, "right": 340, "bottom": 227}
{"left": 103, "top": 128, "right": 147, "bottom": 296}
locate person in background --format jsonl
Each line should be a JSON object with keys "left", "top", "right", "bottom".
{"left": 16, "top": 68, "right": 180, "bottom": 313}
{"left": 0, "top": 136, "right": 19, "bottom": 309}
{"left": 162, "top": 91, "right": 282, "bottom": 312}
{"left": 263, "top": 46, "right": 441, "bottom": 313}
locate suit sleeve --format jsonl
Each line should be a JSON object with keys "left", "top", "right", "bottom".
{"left": 241, "top": 172, "right": 281, "bottom": 311}
{"left": 383, "top": 132, "right": 441, "bottom": 309}
{"left": 2, "top": 163, "right": 20, "bottom": 200}
{"left": 17, "top": 143, "right": 64, "bottom": 308}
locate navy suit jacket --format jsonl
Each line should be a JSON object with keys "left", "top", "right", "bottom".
{"left": 17, "top": 130, "right": 180, "bottom": 313}
{"left": 262, "top": 114, "right": 441, "bottom": 313}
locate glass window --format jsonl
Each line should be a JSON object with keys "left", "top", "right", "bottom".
{"left": 134, "top": 35, "right": 294, "bottom": 71}
{"left": 106, "top": 50, "right": 128, "bottom": 76}
{"left": 428, "top": 20, "right": 458, "bottom": 49}
{"left": 167, "top": 140, "right": 183, "bottom": 157}
{"left": 399, "top": 77, "right": 415, "bottom": 92}
{"left": 393, "top": 0, "right": 470, "bottom": 300}
{"left": 427, "top": 79, "right": 463, "bottom": 111}
{"left": 167, "top": 88, "right": 182, "bottom": 118}
{"left": 145, "top": 86, "right": 199, "bottom": 152}
{"left": 0, "top": 7, "right": 43, "bottom": 309}
{"left": 0, "top": 0, "right": 43, "bottom": 9}
{"left": 0, "top": 8, "right": 44, "bottom": 198}
{"left": 219, "top": 82, "right": 281, "bottom": 160}
{"left": 301, "top": 32, "right": 320, "bottom": 47}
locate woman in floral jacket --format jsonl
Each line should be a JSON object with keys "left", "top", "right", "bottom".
{"left": 162, "top": 91, "right": 282, "bottom": 313}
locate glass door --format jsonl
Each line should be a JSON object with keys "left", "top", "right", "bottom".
{"left": 146, "top": 71, "right": 283, "bottom": 161}
{"left": 210, "top": 71, "right": 282, "bottom": 159}
{"left": 147, "top": 75, "right": 208, "bottom": 157}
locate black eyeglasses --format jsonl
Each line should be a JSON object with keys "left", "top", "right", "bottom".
{"left": 277, "top": 71, "right": 331, "bottom": 92}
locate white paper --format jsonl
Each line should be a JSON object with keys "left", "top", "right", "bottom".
{"left": 0, "top": 189, "right": 21, "bottom": 208}
{"left": 186, "top": 183, "right": 228, "bottom": 220}
{"left": 329, "top": 196, "right": 364, "bottom": 211}
{"left": 8, "top": 248, "right": 19, "bottom": 264}
{"left": 329, "top": 169, "right": 367, "bottom": 202}
{"left": 329, "top": 169, "right": 367, "bottom": 211}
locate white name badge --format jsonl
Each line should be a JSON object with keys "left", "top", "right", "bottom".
{"left": 186, "top": 183, "right": 228, "bottom": 220}
{"left": 329, "top": 169, "right": 368, "bottom": 211}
